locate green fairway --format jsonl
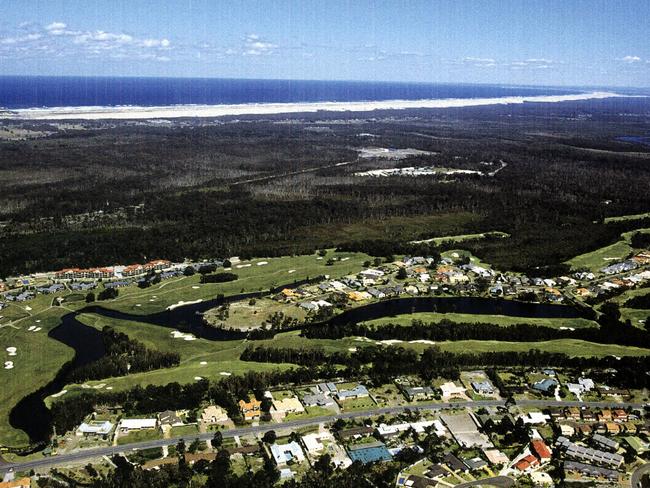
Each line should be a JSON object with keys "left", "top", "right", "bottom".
{"left": 567, "top": 227, "right": 650, "bottom": 272}
{"left": 363, "top": 312, "right": 599, "bottom": 329}
{"left": 98, "top": 250, "right": 371, "bottom": 315}
{"left": 0, "top": 308, "right": 75, "bottom": 447}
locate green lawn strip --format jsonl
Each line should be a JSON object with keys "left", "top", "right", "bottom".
{"left": 0, "top": 306, "right": 79, "bottom": 447}
{"left": 116, "top": 428, "right": 162, "bottom": 445}
{"left": 362, "top": 312, "right": 598, "bottom": 329}
{"left": 99, "top": 251, "right": 371, "bottom": 315}
{"left": 567, "top": 227, "right": 650, "bottom": 272}
{"left": 411, "top": 231, "right": 510, "bottom": 245}
{"left": 604, "top": 212, "right": 650, "bottom": 223}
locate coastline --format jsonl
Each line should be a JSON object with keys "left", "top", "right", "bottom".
{"left": 0, "top": 91, "right": 622, "bottom": 120}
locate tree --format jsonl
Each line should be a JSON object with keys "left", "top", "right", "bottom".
{"left": 212, "top": 430, "right": 223, "bottom": 449}
{"left": 85, "top": 292, "right": 95, "bottom": 303}
{"left": 98, "top": 287, "right": 118, "bottom": 300}
{"left": 397, "top": 267, "right": 408, "bottom": 280}
{"left": 313, "top": 453, "right": 334, "bottom": 477}
{"left": 262, "top": 430, "right": 277, "bottom": 444}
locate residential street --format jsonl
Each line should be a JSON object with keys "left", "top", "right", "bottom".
{"left": 0, "top": 399, "right": 643, "bottom": 476}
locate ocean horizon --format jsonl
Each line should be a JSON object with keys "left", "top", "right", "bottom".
{"left": 0, "top": 76, "right": 584, "bottom": 110}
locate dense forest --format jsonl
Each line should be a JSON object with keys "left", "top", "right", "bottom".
{"left": 2, "top": 97, "right": 650, "bottom": 276}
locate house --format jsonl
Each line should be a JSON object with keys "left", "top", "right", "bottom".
{"left": 118, "top": 418, "right": 157, "bottom": 432}
{"left": 359, "top": 269, "right": 385, "bottom": 279}
{"left": 366, "top": 287, "right": 386, "bottom": 299}
{"left": 347, "top": 291, "right": 371, "bottom": 301}
{"left": 566, "top": 407, "right": 582, "bottom": 420}
{"left": 302, "top": 430, "right": 334, "bottom": 455}
{"left": 271, "top": 396, "right": 305, "bottom": 419}
{"left": 337, "top": 425, "right": 374, "bottom": 440}
{"left": 298, "top": 301, "right": 319, "bottom": 311}
{"left": 482, "top": 448, "right": 509, "bottom": 465}
{"left": 443, "top": 453, "right": 468, "bottom": 472}
{"left": 76, "top": 420, "right": 114, "bottom": 437}
{"left": 521, "top": 412, "right": 551, "bottom": 425}
{"left": 564, "top": 461, "right": 619, "bottom": 482}
{"left": 336, "top": 384, "right": 369, "bottom": 400}
{"left": 158, "top": 410, "right": 183, "bottom": 427}
{"left": 531, "top": 439, "right": 552, "bottom": 463}
{"left": 104, "top": 281, "right": 129, "bottom": 289}
{"left": 514, "top": 454, "right": 539, "bottom": 472}
{"left": 315, "top": 383, "right": 338, "bottom": 395}
{"left": 532, "top": 378, "right": 558, "bottom": 395}
{"left": 201, "top": 405, "right": 229, "bottom": 424}
{"left": 464, "top": 457, "right": 488, "bottom": 471}
{"left": 270, "top": 441, "right": 305, "bottom": 466}
{"left": 439, "top": 382, "right": 466, "bottom": 398}
{"left": 302, "top": 392, "right": 335, "bottom": 407}
{"left": 471, "top": 380, "right": 495, "bottom": 396}
{"left": 404, "top": 386, "right": 435, "bottom": 401}
{"left": 612, "top": 409, "right": 628, "bottom": 422}
{"left": 556, "top": 436, "right": 624, "bottom": 468}
{"left": 592, "top": 434, "right": 619, "bottom": 451}
{"left": 238, "top": 398, "right": 262, "bottom": 421}
{"left": 559, "top": 423, "right": 576, "bottom": 437}
{"left": 598, "top": 409, "right": 612, "bottom": 422}
{"left": 36, "top": 284, "right": 65, "bottom": 294}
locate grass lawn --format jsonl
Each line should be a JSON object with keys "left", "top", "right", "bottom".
{"left": 285, "top": 405, "right": 334, "bottom": 421}
{"left": 337, "top": 396, "right": 377, "bottom": 412}
{"left": 170, "top": 424, "right": 199, "bottom": 438}
{"left": 116, "top": 428, "right": 162, "bottom": 445}
{"left": 363, "top": 312, "right": 598, "bottom": 329}
{"left": 98, "top": 251, "right": 371, "bottom": 315}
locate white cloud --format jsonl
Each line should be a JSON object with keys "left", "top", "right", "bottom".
{"left": 620, "top": 55, "right": 641, "bottom": 63}
{"left": 45, "top": 21, "right": 68, "bottom": 35}
{"left": 244, "top": 33, "right": 277, "bottom": 55}
{"left": 464, "top": 56, "right": 495, "bottom": 64}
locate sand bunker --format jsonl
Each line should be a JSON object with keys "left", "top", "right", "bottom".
{"left": 192, "top": 286, "right": 200, "bottom": 289}
{"left": 168, "top": 299, "right": 202, "bottom": 310}
{"left": 257, "top": 261, "right": 268, "bottom": 266}
{"left": 4, "top": 361, "right": 14, "bottom": 369}
{"left": 219, "top": 372, "right": 232, "bottom": 376}
{"left": 28, "top": 326, "right": 36, "bottom": 331}
{"left": 409, "top": 339, "right": 436, "bottom": 345}
{"left": 194, "top": 376, "right": 203, "bottom": 380}
{"left": 171, "top": 330, "right": 197, "bottom": 341}
{"left": 6, "top": 347, "right": 17, "bottom": 356}
{"left": 380, "top": 339, "right": 403, "bottom": 345}
{"left": 288, "top": 270, "right": 296, "bottom": 274}
{"left": 236, "top": 263, "right": 252, "bottom": 268}
{"left": 200, "top": 361, "right": 208, "bottom": 365}
{"left": 51, "top": 390, "right": 67, "bottom": 398}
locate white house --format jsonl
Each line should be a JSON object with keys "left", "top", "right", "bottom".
{"left": 270, "top": 441, "right": 305, "bottom": 465}
{"left": 118, "top": 418, "right": 157, "bottom": 432}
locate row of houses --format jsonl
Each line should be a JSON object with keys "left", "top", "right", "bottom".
{"left": 54, "top": 260, "right": 171, "bottom": 280}
{"left": 555, "top": 436, "right": 624, "bottom": 468}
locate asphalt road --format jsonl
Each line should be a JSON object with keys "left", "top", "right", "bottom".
{"left": 631, "top": 463, "right": 650, "bottom": 488}
{"left": 0, "top": 399, "right": 644, "bottom": 475}
{"left": 455, "top": 476, "right": 515, "bottom": 488}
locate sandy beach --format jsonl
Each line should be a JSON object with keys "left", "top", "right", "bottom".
{"left": 0, "top": 91, "right": 622, "bottom": 120}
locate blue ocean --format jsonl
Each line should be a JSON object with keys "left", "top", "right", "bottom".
{"left": 0, "top": 76, "right": 579, "bottom": 109}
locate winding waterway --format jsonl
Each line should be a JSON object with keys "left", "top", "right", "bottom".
{"left": 8, "top": 292, "right": 584, "bottom": 448}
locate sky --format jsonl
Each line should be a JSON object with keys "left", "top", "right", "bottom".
{"left": 0, "top": 0, "right": 649, "bottom": 87}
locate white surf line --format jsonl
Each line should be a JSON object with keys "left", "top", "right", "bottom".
{"left": 0, "top": 91, "right": 626, "bottom": 120}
